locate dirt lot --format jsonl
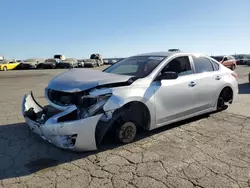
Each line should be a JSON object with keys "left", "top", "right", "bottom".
{"left": 0, "top": 65, "right": 250, "bottom": 188}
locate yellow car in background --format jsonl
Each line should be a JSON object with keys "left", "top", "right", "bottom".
{"left": 0, "top": 60, "right": 20, "bottom": 71}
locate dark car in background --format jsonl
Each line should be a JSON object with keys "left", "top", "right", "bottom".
{"left": 36, "top": 58, "right": 58, "bottom": 69}
{"left": 20, "top": 58, "right": 45, "bottom": 69}
{"left": 56, "top": 58, "right": 78, "bottom": 68}
{"left": 83, "top": 53, "right": 104, "bottom": 67}
{"left": 233, "top": 54, "right": 250, "bottom": 65}
{"left": 83, "top": 59, "right": 100, "bottom": 67}
{"left": 211, "top": 55, "right": 236, "bottom": 70}
{"left": 77, "top": 59, "right": 85, "bottom": 68}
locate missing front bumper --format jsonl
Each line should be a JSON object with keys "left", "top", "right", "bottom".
{"left": 22, "top": 91, "right": 103, "bottom": 152}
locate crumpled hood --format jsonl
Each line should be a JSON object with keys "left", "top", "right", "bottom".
{"left": 47, "top": 69, "right": 133, "bottom": 92}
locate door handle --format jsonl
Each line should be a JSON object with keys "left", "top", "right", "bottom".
{"left": 189, "top": 81, "right": 196, "bottom": 87}
{"left": 215, "top": 76, "right": 221, "bottom": 80}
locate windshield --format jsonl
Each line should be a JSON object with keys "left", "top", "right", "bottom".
{"left": 103, "top": 56, "right": 166, "bottom": 77}
{"left": 211, "top": 56, "right": 224, "bottom": 62}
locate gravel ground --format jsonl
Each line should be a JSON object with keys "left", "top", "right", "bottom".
{"left": 0, "top": 65, "right": 250, "bottom": 188}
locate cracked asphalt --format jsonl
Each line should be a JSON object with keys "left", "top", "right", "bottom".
{"left": 0, "top": 65, "right": 250, "bottom": 188}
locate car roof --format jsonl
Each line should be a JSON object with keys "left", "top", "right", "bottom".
{"left": 132, "top": 51, "right": 212, "bottom": 59}
{"left": 133, "top": 51, "right": 178, "bottom": 57}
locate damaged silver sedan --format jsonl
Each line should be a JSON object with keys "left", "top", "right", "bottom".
{"left": 22, "top": 52, "right": 239, "bottom": 151}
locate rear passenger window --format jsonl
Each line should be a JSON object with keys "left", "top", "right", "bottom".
{"left": 192, "top": 57, "right": 214, "bottom": 73}
{"left": 211, "top": 60, "right": 220, "bottom": 71}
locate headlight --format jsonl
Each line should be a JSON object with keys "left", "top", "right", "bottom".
{"left": 78, "top": 94, "right": 111, "bottom": 118}
{"left": 87, "top": 95, "right": 110, "bottom": 115}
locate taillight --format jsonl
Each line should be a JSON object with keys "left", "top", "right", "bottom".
{"left": 231, "top": 72, "right": 238, "bottom": 79}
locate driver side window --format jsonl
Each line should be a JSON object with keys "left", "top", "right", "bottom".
{"left": 161, "top": 56, "right": 193, "bottom": 76}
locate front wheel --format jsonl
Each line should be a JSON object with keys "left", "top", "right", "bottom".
{"left": 3, "top": 66, "right": 7, "bottom": 71}
{"left": 115, "top": 121, "right": 137, "bottom": 144}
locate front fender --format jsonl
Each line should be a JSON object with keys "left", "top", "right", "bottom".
{"left": 103, "top": 91, "right": 156, "bottom": 131}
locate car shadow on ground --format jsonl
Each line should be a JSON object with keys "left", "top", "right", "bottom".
{"left": 0, "top": 113, "right": 210, "bottom": 180}
{"left": 238, "top": 83, "right": 250, "bottom": 94}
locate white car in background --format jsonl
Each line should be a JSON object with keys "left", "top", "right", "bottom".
{"left": 22, "top": 52, "right": 238, "bottom": 152}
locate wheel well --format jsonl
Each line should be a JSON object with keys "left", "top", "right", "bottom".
{"left": 94, "top": 101, "right": 151, "bottom": 147}
{"left": 219, "top": 86, "right": 233, "bottom": 103}
{"left": 118, "top": 101, "right": 151, "bottom": 130}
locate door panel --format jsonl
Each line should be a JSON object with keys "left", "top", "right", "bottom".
{"left": 192, "top": 72, "right": 221, "bottom": 110}
{"left": 153, "top": 56, "right": 197, "bottom": 127}
{"left": 154, "top": 74, "right": 197, "bottom": 127}
{"left": 191, "top": 56, "right": 222, "bottom": 110}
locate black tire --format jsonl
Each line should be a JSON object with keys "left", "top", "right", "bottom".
{"left": 216, "top": 88, "right": 232, "bottom": 111}
{"left": 217, "top": 97, "right": 225, "bottom": 111}
{"left": 115, "top": 121, "right": 137, "bottom": 144}
{"left": 3, "top": 66, "right": 7, "bottom": 71}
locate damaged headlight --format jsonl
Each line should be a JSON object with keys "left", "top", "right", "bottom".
{"left": 78, "top": 94, "right": 112, "bottom": 119}
{"left": 60, "top": 134, "right": 77, "bottom": 147}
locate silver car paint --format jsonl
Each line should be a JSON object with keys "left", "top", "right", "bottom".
{"left": 22, "top": 52, "right": 239, "bottom": 151}
{"left": 22, "top": 92, "right": 101, "bottom": 151}
{"left": 48, "top": 68, "right": 133, "bottom": 92}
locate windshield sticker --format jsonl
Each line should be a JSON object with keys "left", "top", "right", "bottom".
{"left": 148, "top": 57, "right": 164, "bottom": 61}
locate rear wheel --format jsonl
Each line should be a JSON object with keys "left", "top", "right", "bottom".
{"left": 216, "top": 87, "right": 233, "bottom": 111}
{"left": 217, "top": 97, "right": 225, "bottom": 111}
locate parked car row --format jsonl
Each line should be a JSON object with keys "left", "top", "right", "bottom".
{"left": 0, "top": 54, "right": 113, "bottom": 71}
{"left": 2, "top": 52, "right": 249, "bottom": 72}
{"left": 233, "top": 54, "right": 250, "bottom": 65}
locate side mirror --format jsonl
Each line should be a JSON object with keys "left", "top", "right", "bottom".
{"left": 156, "top": 71, "right": 178, "bottom": 80}
{"left": 223, "top": 57, "right": 228, "bottom": 61}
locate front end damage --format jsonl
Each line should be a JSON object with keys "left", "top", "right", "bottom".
{"left": 22, "top": 90, "right": 122, "bottom": 152}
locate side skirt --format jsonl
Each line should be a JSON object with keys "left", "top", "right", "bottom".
{"left": 151, "top": 107, "right": 215, "bottom": 131}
